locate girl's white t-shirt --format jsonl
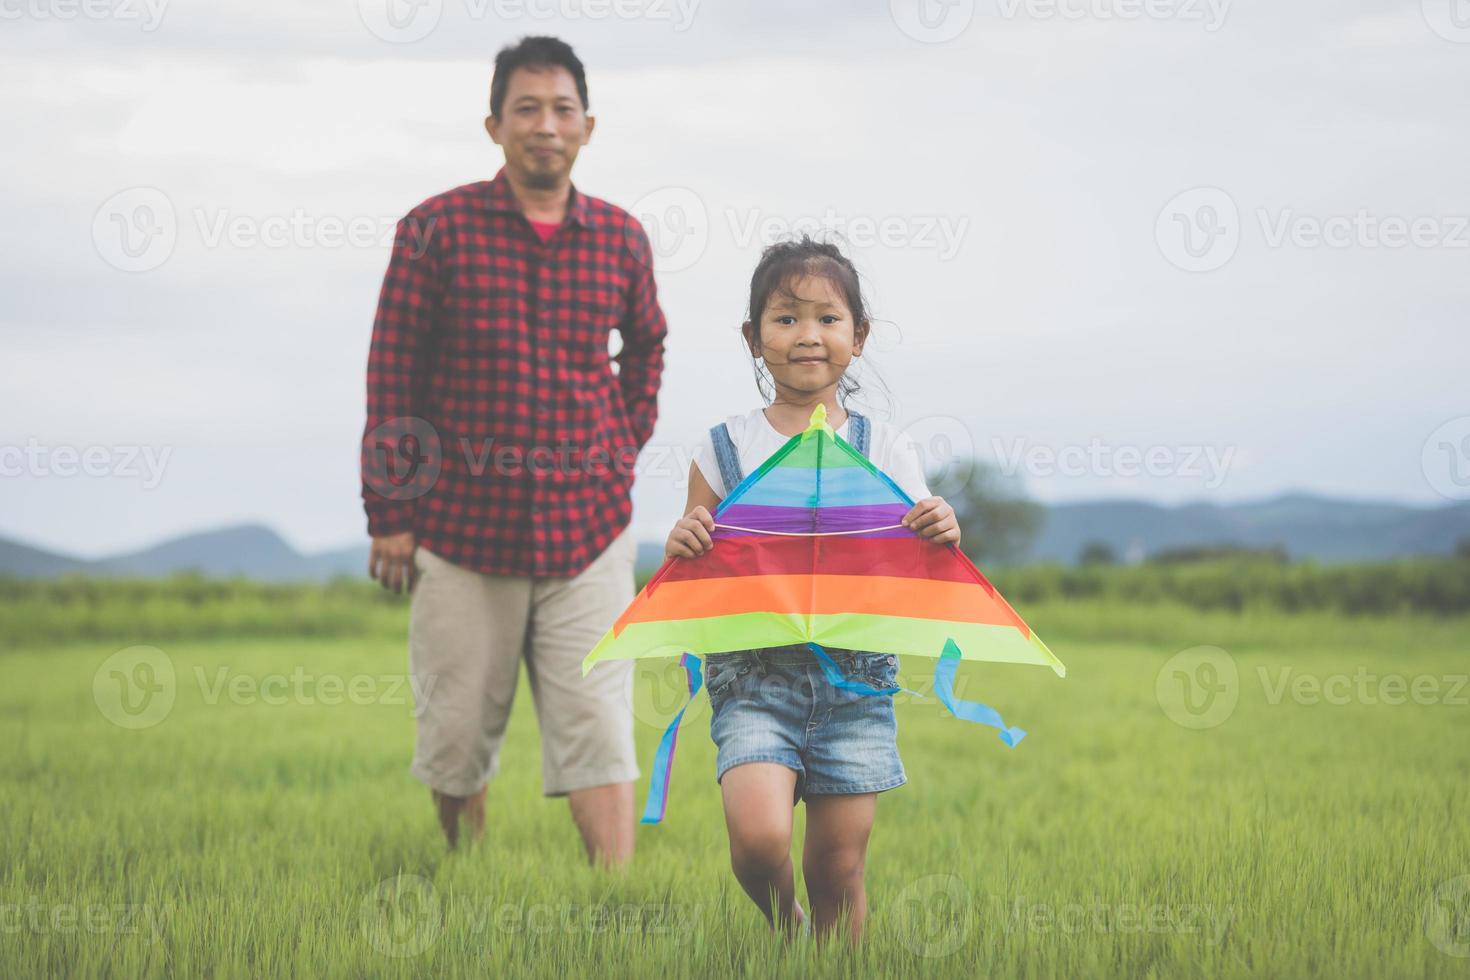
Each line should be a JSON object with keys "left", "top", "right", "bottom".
{"left": 692, "top": 408, "right": 932, "bottom": 503}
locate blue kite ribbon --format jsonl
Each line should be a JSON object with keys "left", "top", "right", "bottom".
{"left": 806, "top": 642, "right": 924, "bottom": 699}
{"left": 934, "top": 638, "right": 1027, "bottom": 747}
{"left": 640, "top": 652, "right": 702, "bottom": 825}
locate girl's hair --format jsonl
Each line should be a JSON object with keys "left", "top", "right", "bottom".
{"left": 742, "top": 235, "right": 888, "bottom": 408}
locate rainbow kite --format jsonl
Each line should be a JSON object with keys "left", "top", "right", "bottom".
{"left": 582, "top": 404, "right": 1066, "bottom": 822}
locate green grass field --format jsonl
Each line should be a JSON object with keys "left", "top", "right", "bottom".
{"left": 2, "top": 598, "right": 1468, "bottom": 977}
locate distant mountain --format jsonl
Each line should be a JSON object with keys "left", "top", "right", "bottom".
{"left": 1027, "top": 493, "right": 1470, "bottom": 564}
{"left": 0, "top": 537, "right": 92, "bottom": 577}
{"left": 0, "top": 525, "right": 369, "bottom": 582}
{"left": 0, "top": 494, "right": 1465, "bottom": 581}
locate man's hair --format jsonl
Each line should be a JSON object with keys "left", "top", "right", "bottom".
{"left": 489, "top": 36, "right": 589, "bottom": 120}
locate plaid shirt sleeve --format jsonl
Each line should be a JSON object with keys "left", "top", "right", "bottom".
{"left": 614, "top": 221, "right": 667, "bottom": 452}
{"left": 360, "top": 207, "right": 442, "bottom": 537}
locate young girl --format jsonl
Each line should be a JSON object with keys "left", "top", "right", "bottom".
{"left": 664, "top": 237, "right": 961, "bottom": 944}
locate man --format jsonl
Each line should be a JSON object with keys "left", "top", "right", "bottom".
{"left": 360, "top": 36, "right": 666, "bottom": 865}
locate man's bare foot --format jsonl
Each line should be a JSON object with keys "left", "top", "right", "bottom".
{"left": 431, "top": 786, "right": 486, "bottom": 849}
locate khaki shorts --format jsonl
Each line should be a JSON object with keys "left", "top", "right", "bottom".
{"left": 407, "top": 526, "right": 639, "bottom": 797}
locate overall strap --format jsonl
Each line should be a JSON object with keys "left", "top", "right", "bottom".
{"left": 847, "top": 411, "right": 871, "bottom": 458}
{"left": 709, "top": 422, "right": 744, "bottom": 495}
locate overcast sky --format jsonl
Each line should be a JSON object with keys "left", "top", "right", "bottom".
{"left": 3, "top": 0, "right": 1467, "bottom": 559}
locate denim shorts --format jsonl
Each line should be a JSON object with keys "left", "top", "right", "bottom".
{"left": 705, "top": 644, "right": 906, "bottom": 802}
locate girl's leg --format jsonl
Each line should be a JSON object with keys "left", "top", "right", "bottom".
{"left": 720, "top": 762, "right": 806, "bottom": 936}
{"left": 802, "top": 792, "right": 877, "bottom": 944}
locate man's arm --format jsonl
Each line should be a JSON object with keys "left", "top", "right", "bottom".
{"left": 614, "top": 221, "right": 667, "bottom": 452}
{"left": 361, "top": 208, "right": 442, "bottom": 590}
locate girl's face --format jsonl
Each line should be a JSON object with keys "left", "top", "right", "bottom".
{"left": 747, "top": 274, "right": 867, "bottom": 397}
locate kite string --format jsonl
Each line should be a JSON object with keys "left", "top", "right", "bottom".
{"left": 712, "top": 522, "right": 907, "bottom": 537}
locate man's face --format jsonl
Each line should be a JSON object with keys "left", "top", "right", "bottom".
{"left": 485, "top": 65, "right": 595, "bottom": 190}
{"left": 747, "top": 275, "right": 867, "bottom": 397}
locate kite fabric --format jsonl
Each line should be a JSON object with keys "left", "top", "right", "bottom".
{"left": 582, "top": 404, "right": 1066, "bottom": 823}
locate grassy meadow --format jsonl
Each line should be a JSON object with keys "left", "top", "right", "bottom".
{"left": 1, "top": 577, "right": 1468, "bottom": 977}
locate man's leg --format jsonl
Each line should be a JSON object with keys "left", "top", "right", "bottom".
{"left": 408, "top": 544, "right": 531, "bottom": 849}
{"left": 526, "top": 526, "right": 641, "bottom": 867}
{"left": 567, "top": 782, "right": 634, "bottom": 868}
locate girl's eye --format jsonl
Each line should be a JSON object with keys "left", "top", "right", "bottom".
{"left": 821, "top": 315, "right": 842, "bottom": 324}
{"left": 775, "top": 316, "right": 797, "bottom": 325}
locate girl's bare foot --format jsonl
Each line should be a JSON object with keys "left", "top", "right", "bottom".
{"left": 781, "top": 901, "right": 810, "bottom": 942}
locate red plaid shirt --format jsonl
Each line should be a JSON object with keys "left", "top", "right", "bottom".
{"left": 361, "top": 167, "right": 667, "bottom": 578}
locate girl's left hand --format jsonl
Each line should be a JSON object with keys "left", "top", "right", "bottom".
{"left": 901, "top": 496, "right": 961, "bottom": 545}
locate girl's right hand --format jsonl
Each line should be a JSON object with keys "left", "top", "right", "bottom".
{"left": 666, "top": 506, "right": 716, "bottom": 558}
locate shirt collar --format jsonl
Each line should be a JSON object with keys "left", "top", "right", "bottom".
{"left": 484, "top": 165, "right": 589, "bottom": 229}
